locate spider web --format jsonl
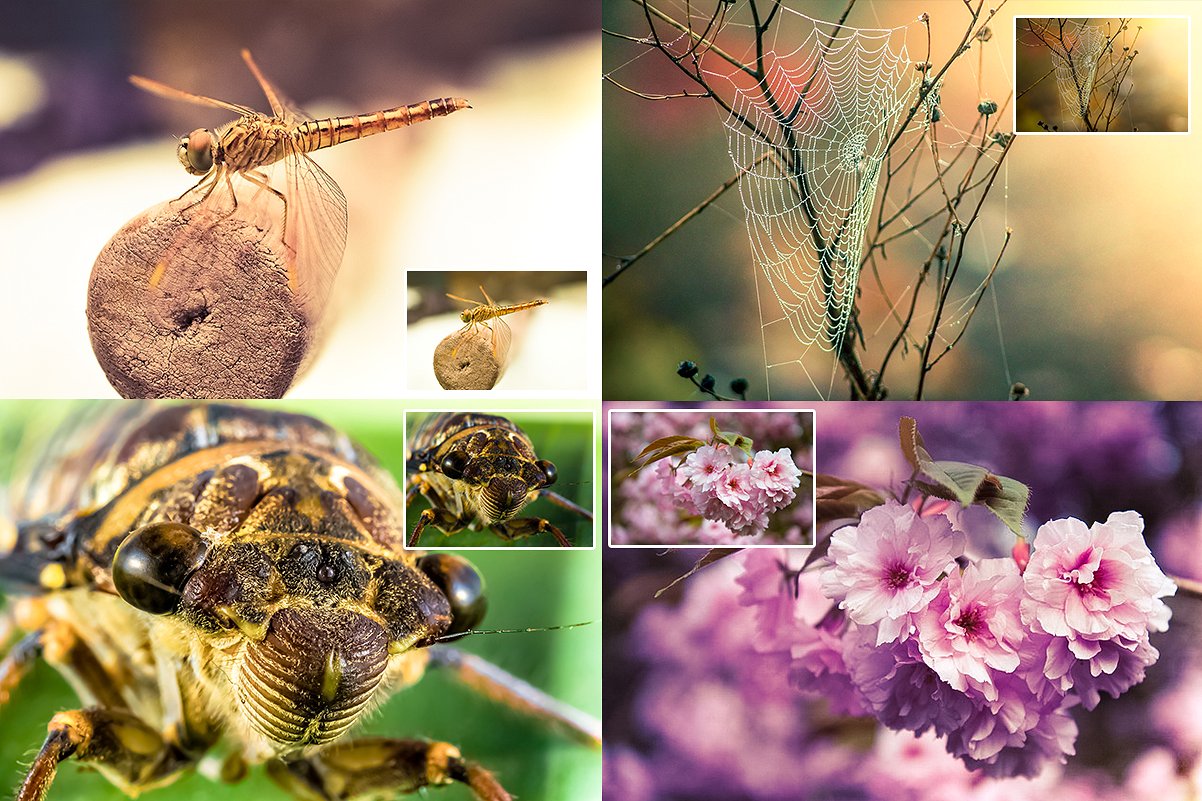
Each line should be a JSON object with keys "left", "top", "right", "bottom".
{"left": 1047, "top": 20, "right": 1107, "bottom": 128}
{"left": 709, "top": 14, "right": 921, "bottom": 354}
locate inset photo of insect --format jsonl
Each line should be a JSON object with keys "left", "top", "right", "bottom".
{"left": 1015, "top": 16, "right": 1189, "bottom": 133}
{"left": 0, "top": 400, "right": 601, "bottom": 801}
{"left": 406, "top": 270, "right": 589, "bottom": 393}
{"left": 405, "top": 410, "right": 595, "bottom": 549}
{"left": 607, "top": 406, "right": 815, "bottom": 547}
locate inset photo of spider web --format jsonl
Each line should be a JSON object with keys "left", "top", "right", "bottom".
{"left": 1015, "top": 17, "right": 1188, "bottom": 133}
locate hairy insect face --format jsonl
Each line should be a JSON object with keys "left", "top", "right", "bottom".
{"left": 441, "top": 439, "right": 557, "bottom": 526}
{"left": 98, "top": 438, "right": 489, "bottom": 752}
{"left": 119, "top": 529, "right": 463, "bottom": 750}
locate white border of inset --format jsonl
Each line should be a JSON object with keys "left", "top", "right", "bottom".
{"left": 403, "top": 406, "right": 599, "bottom": 551}
{"left": 1012, "top": 14, "right": 1191, "bottom": 135}
{"left": 606, "top": 405, "right": 816, "bottom": 549}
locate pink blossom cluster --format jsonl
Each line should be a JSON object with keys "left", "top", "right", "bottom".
{"left": 651, "top": 443, "right": 802, "bottom": 537}
{"left": 743, "top": 501, "right": 1176, "bottom": 779}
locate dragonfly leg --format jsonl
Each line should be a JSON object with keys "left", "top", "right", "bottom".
{"left": 491, "top": 517, "right": 572, "bottom": 548}
{"left": 240, "top": 170, "right": 291, "bottom": 241}
{"left": 450, "top": 321, "right": 486, "bottom": 359}
{"left": 15, "top": 707, "right": 194, "bottom": 801}
{"left": 539, "top": 490, "right": 594, "bottom": 522}
{"left": 266, "top": 737, "right": 511, "bottom": 801}
{"left": 428, "top": 646, "right": 601, "bottom": 748}
{"left": 174, "top": 168, "right": 218, "bottom": 206}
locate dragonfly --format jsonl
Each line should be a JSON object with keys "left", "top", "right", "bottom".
{"left": 129, "top": 50, "right": 470, "bottom": 316}
{"left": 446, "top": 285, "right": 547, "bottom": 365}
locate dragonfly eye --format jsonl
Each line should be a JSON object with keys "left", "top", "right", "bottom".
{"left": 440, "top": 451, "right": 469, "bottom": 480}
{"left": 179, "top": 128, "right": 216, "bottom": 175}
{"left": 537, "top": 459, "right": 558, "bottom": 487}
{"left": 112, "top": 522, "right": 210, "bottom": 615}
{"left": 460, "top": 310, "right": 472, "bottom": 324}
{"left": 416, "top": 553, "right": 487, "bottom": 636}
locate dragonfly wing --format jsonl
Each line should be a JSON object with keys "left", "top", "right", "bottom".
{"left": 491, "top": 316, "right": 513, "bottom": 368}
{"left": 129, "top": 74, "right": 258, "bottom": 117}
{"left": 279, "top": 148, "right": 349, "bottom": 314}
{"left": 240, "top": 49, "right": 315, "bottom": 124}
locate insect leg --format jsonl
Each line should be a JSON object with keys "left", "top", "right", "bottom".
{"left": 266, "top": 738, "right": 512, "bottom": 801}
{"left": 491, "top": 517, "right": 573, "bottom": 548}
{"left": 36, "top": 618, "right": 132, "bottom": 713}
{"left": 408, "top": 482, "right": 471, "bottom": 547}
{"left": 539, "top": 489, "right": 594, "bottom": 522}
{"left": 16, "top": 707, "right": 193, "bottom": 801}
{"left": 408, "top": 507, "right": 469, "bottom": 548}
{"left": 240, "top": 168, "right": 291, "bottom": 249}
{"left": 428, "top": 646, "right": 601, "bottom": 747}
{"left": 0, "top": 630, "right": 42, "bottom": 710}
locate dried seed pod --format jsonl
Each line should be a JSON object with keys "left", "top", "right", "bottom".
{"left": 87, "top": 196, "right": 318, "bottom": 398}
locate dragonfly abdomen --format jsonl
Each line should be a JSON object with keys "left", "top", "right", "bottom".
{"left": 296, "top": 97, "right": 470, "bottom": 152}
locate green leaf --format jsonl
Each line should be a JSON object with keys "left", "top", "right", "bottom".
{"left": 898, "top": 417, "right": 1029, "bottom": 535}
{"left": 710, "top": 417, "right": 753, "bottom": 458}
{"left": 630, "top": 435, "right": 705, "bottom": 473}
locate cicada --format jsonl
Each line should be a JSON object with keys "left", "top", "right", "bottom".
{"left": 0, "top": 403, "right": 599, "bottom": 801}
{"left": 406, "top": 413, "right": 593, "bottom": 548}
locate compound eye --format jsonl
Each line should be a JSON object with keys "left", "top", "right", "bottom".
{"left": 112, "top": 522, "right": 209, "bottom": 615}
{"left": 440, "top": 451, "right": 469, "bottom": 480}
{"left": 182, "top": 128, "right": 215, "bottom": 174}
{"left": 536, "top": 459, "right": 558, "bottom": 487}
{"left": 416, "top": 553, "right": 487, "bottom": 635}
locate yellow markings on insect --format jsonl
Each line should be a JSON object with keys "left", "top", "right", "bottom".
{"left": 321, "top": 650, "right": 343, "bottom": 702}
{"left": 39, "top": 563, "right": 67, "bottom": 590}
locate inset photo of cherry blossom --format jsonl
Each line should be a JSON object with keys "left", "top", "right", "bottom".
{"left": 607, "top": 406, "right": 814, "bottom": 547}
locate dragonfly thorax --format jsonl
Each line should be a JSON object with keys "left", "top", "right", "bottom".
{"left": 178, "top": 127, "right": 218, "bottom": 175}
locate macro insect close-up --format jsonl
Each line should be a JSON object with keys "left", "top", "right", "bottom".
{"left": 406, "top": 412, "right": 594, "bottom": 548}
{"left": 0, "top": 402, "right": 601, "bottom": 801}
{"left": 127, "top": 48, "right": 469, "bottom": 316}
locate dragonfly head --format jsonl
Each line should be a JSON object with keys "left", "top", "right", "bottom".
{"left": 459, "top": 309, "right": 473, "bottom": 324}
{"left": 177, "top": 128, "right": 218, "bottom": 175}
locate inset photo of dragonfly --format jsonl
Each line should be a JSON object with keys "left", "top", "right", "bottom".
{"left": 406, "top": 270, "right": 590, "bottom": 395}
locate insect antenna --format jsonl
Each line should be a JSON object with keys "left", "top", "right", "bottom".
{"left": 433, "top": 620, "right": 593, "bottom": 644}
